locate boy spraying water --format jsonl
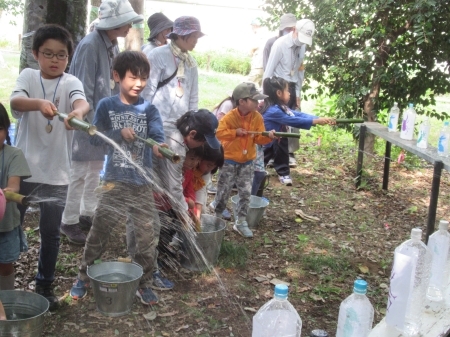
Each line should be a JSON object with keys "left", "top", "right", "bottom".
{"left": 70, "top": 51, "right": 172, "bottom": 305}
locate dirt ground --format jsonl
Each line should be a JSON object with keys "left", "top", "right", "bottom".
{"left": 13, "top": 142, "right": 450, "bottom": 337}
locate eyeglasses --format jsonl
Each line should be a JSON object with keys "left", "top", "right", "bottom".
{"left": 38, "top": 51, "right": 68, "bottom": 60}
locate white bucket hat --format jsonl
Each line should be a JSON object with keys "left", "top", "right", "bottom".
{"left": 295, "top": 19, "right": 315, "bottom": 46}
{"left": 95, "top": 0, "right": 144, "bottom": 30}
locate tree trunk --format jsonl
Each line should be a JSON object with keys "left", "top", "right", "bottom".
{"left": 124, "top": 0, "right": 144, "bottom": 51}
{"left": 20, "top": 0, "right": 88, "bottom": 71}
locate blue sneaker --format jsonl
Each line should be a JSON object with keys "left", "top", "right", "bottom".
{"left": 222, "top": 209, "right": 231, "bottom": 220}
{"left": 151, "top": 271, "right": 174, "bottom": 291}
{"left": 70, "top": 278, "right": 89, "bottom": 299}
{"left": 136, "top": 287, "right": 159, "bottom": 305}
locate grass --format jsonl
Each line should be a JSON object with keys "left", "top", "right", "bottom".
{"left": 0, "top": 51, "right": 20, "bottom": 119}
{"left": 218, "top": 240, "right": 248, "bottom": 269}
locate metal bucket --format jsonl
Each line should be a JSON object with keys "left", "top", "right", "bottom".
{"left": 231, "top": 195, "right": 269, "bottom": 228}
{"left": 180, "top": 214, "right": 226, "bottom": 272}
{"left": 0, "top": 290, "right": 49, "bottom": 337}
{"left": 87, "top": 261, "right": 143, "bottom": 317}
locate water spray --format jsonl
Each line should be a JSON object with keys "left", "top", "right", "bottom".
{"left": 53, "top": 110, "right": 97, "bottom": 136}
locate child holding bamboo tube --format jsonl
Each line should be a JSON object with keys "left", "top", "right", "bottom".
{"left": 261, "top": 76, "right": 335, "bottom": 186}
{"left": 0, "top": 104, "right": 31, "bottom": 291}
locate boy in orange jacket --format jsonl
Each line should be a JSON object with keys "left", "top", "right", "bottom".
{"left": 212, "top": 82, "right": 276, "bottom": 237}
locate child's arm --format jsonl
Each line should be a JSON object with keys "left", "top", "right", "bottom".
{"left": 216, "top": 114, "right": 243, "bottom": 141}
{"left": 62, "top": 99, "right": 90, "bottom": 130}
{"left": 10, "top": 96, "right": 58, "bottom": 120}
{"left": 3, "top": 176, "right": 20, "bottom": 194}
{"left": 312, "top": 117, "right": 336, "bottom": 125}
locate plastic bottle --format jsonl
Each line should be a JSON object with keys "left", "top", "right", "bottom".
{"left": 310, "top": 330, "right": 329, "bottom": 337}
{"left": 386, "top": 228, "right": 432, "bottom": 336}
{"left": 387, "top": 102, "right": 400, "bottom": 132}
{"left": 252, "top": 284, "right": 302, "bottom": 337}
{"left": 400, "top": 103, "right": 417, "bottom": 140}
{"left": 437, "top": 121, "right": 450, "bottom": 157}
{"left": 426, "top": 220, "right": 450, "bottom": 302}
{"left": 416, "top": 117, "right": 430, "bottom": 149}
{"left": 335, "top": 279, "right": 374, "bottom": 337}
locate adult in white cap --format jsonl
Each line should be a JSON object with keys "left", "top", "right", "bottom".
{"left": 142, "top": 16, "right": 204, "bottom": 124}
{"left": 263, "top": 18, "right": 315, "bottom": 179}
{"left": 60, "top": 0, "right": 143, "bottom": 245}
{"left": 262, "top": 13, "right": 297, "bottom": 70}
{"left": 141, "top": 12, "right": 173, "bottom": 53}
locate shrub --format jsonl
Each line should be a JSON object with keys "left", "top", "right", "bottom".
{"left": 192, "top": 50, "right": 251, "bottom": 75}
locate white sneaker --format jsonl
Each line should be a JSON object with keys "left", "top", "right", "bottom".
{"left": 279, "top": 175, "right": 293, "bottom": 186}
{"left": 208, "top": 200, "right": 216, "bottom": 212}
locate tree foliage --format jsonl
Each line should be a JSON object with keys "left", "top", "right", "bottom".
{"left": 262, "top": 0, "right": 450, "bottom": 121}
{"left": 0, "top": 0, "right": 24, "bottom": 16}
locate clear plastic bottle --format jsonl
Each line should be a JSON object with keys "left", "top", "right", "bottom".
{"left": 416, "top": 117, "right": 430, "bottom": 149}
{"left": 387, "top": 102, "right": 400, "bottom": 132}
{"left": 426, "top": 220, "right": 450, "bottom": 302}
{"left": 437, "top": 121, "right": 450, "bottom": 157}
{"left": 252, "top": 284, "right": 302, "bottom": 337}
{"left": 335, "top": 279, "right": 374, "bottom": 337}
{"left": 400, "top": 103, "right": 417, "bottom": 140}
{"left": 387, "top": 228, "right": 432, "bottom": 336}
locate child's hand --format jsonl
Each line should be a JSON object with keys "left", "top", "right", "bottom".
{"left": 267, "top": 129, "right": 277, "bottom": 139}
{"left": 153, "top": 143, "right": 167, "bottom": 158}
{"left": 187, "top": 198, "right": 195, "bottom": 209}
{"left": 38, "top": 99, "right": 57, "bottom": 120}
{"left": 63, "top": 109, "right": 85, "bottom": 130}
{"left": 121, "top": 127, "right": 135, "bottom": 142}
{"left": 236, "top": 128, "right": 247, "bottom": 137}
{"left": 314, "top": 117, "right": 336, "bottom": 125}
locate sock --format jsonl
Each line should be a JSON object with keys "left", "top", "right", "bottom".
{"left": 0, "top": 272, "right": 15, "bottom": 290}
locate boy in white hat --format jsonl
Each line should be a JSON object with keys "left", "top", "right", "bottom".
{"left": 60, "top": 0, "right": 143, "bottom": 245}
{"left": 142, "top": 16, "right": 204, "bottom": 124}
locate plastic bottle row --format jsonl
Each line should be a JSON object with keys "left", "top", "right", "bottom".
{"left": 387, "top": 102, "right": 449, "bottom": 156}
{"left": 252, "top": 221, "right": 450, "bottom": 337}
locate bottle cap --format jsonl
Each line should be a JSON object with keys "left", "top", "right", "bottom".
{"left": 393, "top": 102, "right": 398, "bottom": 106}
{"left": 444, "top": 121, "right": 449, "bottom": 126}
{"left": 353, "top": 279, "right": 367, "bottom": 294}
{"left": 310, "top": 329, "right": 329, "bottom": 337}
{"left": 408, "top": 103, "right": 414, "bottom": 108}
{"left": 274, "top": 284, "right": 288, "bottom": 299}
{"left": 439, "top": 220, "right": 449, "bottom": 231}
{"left": 411, "top": 228, "right": 422, "bottom": 240}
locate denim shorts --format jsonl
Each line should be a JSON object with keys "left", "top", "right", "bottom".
{"left": 0, "top": 226, "right": 28, "bottom": 263}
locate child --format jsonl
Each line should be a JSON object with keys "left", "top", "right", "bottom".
{"left": 70, "top": 51, "right": 171, "bottom": 305}
{"left": 261, "top": 76, "right": 335, "bottom": 186}
{"left": 0, "top": 104, "right": 31, "bottom": 291}
{"left": 142, "top": 16, "right": 204, "bottom": 123}
{"left": 10, "top": 24, "right": 89, "bottom": 310}
{"left": 212, "top": 95, "right": 235, "bottom": 121}
{"left": 213, "top": 82, "right": 276, "bottom": 238}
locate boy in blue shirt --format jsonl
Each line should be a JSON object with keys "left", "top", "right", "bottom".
{"left": 70, "top": 51, "right": 171, "bottom": 305}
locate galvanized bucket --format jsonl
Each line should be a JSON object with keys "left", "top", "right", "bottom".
{"left": 0, "top": 290, "right": 49, "bottom": 337}
{"left": 180, "top": 214, "right": 226, "bottom": 272}
{"left": 231, "top": 195, "right": 269, "bottom": 228}
{"left": 87, "top": 261, "right": 143, "bottom": 317}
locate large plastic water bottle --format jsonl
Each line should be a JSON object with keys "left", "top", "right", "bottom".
{"left": 416, "top": 117, "right": 430, "bottom": 149}
{"left": 386, "top": 228, "right": 432, "bottom": 336}
{"left": 387, "top": 102, "right": 400, "bottom": 132}
{"left": 437, "top": 121, "right": 450, "bottom": 157}
{"left": 335, "top": 279, "right": 374, "bottom": 337}
{"left": 252, "top": 284, "right": 302, "bottom": 337}
{"left": 426, "top": 220, "right": 450, "bottom": 302}
{"left": 400, "top": 103, "right": 416, "bottom": 140}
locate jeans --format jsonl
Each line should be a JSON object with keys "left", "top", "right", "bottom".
{"left": 17, "top": 181, "right": 68, "bottom": 287}
{"left": 251, "top": 171, "right": 267, "bottom": 196}
{"left": 264, "top": 137, "right": 290, "bottom": 177}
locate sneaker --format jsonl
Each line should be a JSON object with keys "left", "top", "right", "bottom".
{"left": 222, "top": 209, "right": 231, "bottom": 221}
{"left": 289, "top": 156, "right": 297, "bottom": 168}
{"left": 79, "top": 215, "right": 93, "bottom": 229}
{"left": 36, "top": 285, "right": 59, "bottom": 310}
{"left": 233, "top": 221, "right": 253, "bottom": 238}
{"left": 209, "top": 201, "right": 231, "bottom": 220}
{"left": 208, "top": 200, "right": 217, "bottom": 212}
{"left": 266, "top": 159, "right": 274, "bottom": 168}
{"left": 60, "top": 223, "right": 86, "bottom": 245}
{"left": 70, "top": 278, "right": 89, "bottom": 299}
{"left": 136, "top": 287, "right": 158, "bottom": 305}
{"left": 278, "top": 175, "right": 293, "bottom": 186}
{"left": 207, "top": 185, "right": 217, "bottom": 194}
{"left": 152, "top": 271, "right": 174, "bottom": 291}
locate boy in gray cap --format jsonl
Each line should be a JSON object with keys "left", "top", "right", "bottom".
{"left": 60, "top": 0, "right": 143, "bottom": 245}
{"left": 142, "top": 16, "right": 204, "bottom": 124}
{"left": 142, "top": 12, "right": 173, "bottom": 53}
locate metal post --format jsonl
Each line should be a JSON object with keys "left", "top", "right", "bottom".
{"left": 382, "top": 141, "right": 392, "bottom": 190}
{"left": 426, "top": 160, "right": 443, "bottom": 243}
{"left": 356, "top": 125, "right": 366, "bottom": 188}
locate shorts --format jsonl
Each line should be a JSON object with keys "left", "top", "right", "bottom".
{"left": 0, "top": 226, "right": 28, "bottom": 263}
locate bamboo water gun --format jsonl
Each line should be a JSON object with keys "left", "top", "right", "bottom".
{"left": 247, "top": 131, "right": 300, "bottom": 138}
{"left": 335, "top": 119, "right": 364, "bottom": 124}
{"left": 4, "top": 191, "right": 30, "bottom": 206}
{"left": 53, "top": 110, "right": 97, "bottom": 135}
{"left": 134, "top": 135, "right": 181, "bottom": 163}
